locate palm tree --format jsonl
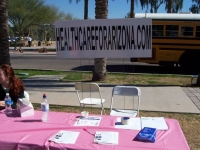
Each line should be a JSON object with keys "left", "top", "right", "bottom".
{"left": 69, "top": 0, "right": 108, "bottom": 81}
{"left": 127, "top": 0, "right": 138, "bottom": 18}
{"left": 84, "top": 0, "right": 89, "bottom": 19}
{"left": 69, "top": 0, "right": 89, "bottom": 19}
{"left": 69, "top": 0, "right": 107, "bottom": 81}
{"left": 92, "top": 0, "right": 108, "bottom": 81}
{"left": 0, "top": 0, "right": 10, "bottom": 65}
{"left": 166, "top": 0, "right": 172, "bottom": 13}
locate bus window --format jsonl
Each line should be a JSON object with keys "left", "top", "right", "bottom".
{"left": 181, "top": 26, "right": 193, "bottom": 36}
{"left": 152, "top": 25, "right": 163, "bottom": 37}
{"left": 196, "top": 26, "right": 200, "bottom": 37}
{"left": 166, "top": 25, "right": 178, "bottom": 37}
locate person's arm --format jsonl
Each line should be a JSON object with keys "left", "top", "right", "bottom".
{"left": 18, "top": 88, "right": 25, "bottom": 99}
{"left": 0, "top": 101, "right": 5, "bottom": 110}
{"left": 9, "top": 87, "right": 24, "bottom": 109}
{"left": 0, "top": 87, "right": 5, "bottom": 110}
{"left": 0, "top": 101, "right": 4, "bottom": 106}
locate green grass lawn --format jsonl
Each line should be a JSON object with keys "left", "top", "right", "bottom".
{"left": 15, "top": 69, "right": 192, "bottom": 86}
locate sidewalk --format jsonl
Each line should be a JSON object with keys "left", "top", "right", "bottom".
{"left": 23, "top": 75, "right": 200, "bottom": 114}
{"left": 9, "top": 46, "right": 56, "bottom": 55}
{"left": 9, "top": 43, "right": 56, "bottom": 50}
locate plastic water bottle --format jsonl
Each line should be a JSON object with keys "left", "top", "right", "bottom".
{"left": 41, "top": 94, "right": 49, "bottom": 122}
{"left": 4, "top": 93, "right": 12, "bottom": 114}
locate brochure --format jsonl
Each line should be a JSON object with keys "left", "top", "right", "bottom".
{"left": 49, "top": 130, "right": 80, "bottom": 144}
{"left": 94, "top": 131, "right": 119, "bottom": 145}
{"left": 141, "top": 117, "right": 168, "bottom": 130}
{"left": 74, "top": 116, "right": 102, "bottom": 126}
{"left": 115, "top": 117, "right": 141, "bottom": 130}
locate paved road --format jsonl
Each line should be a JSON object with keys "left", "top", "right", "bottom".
{"left": 10, "top": 50, "right": 195, "bottom": 75}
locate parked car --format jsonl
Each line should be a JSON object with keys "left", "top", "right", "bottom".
{"left": 8, "top": 37, "right": 17, "bottom": 43}
{"left": 8, "top": 38, "right": 12, "bottom": 43}
{"left": 8, "top": 37, "right": 20, "bottom": 46}
{"left": 8, "top": 38, "right": 15, "bottom": 46}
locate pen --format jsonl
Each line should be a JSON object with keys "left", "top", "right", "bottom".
{"left": 83, "top": 128, "right": 94, "bottom": 136}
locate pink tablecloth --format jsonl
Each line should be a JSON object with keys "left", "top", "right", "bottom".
{"left": 0, "top": 110, "right": 190, "bottom": 150}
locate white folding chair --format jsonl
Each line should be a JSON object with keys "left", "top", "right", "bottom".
{"left": 110, "top": 86, "right": 141, "bottom": 117}
{"left": 24, "top": 91, "right": 30, "bottom": 101}
{"left": 74, "top": 82, "right": 105, "bottom": 115}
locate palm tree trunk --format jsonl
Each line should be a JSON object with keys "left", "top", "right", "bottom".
{"left": 95, "top": 0, "right": 108, "bottom": 19}
{"left": 0, "top": 0, "right": 10, "bottom": 65}
{"left": 167, "top": 0, "right": 172, "bottom": 13}
{"left": 130, "top": 0, "right": 134, "bottom": 18}
{"left": 84, "top": 0, "right": 88, "bottom": 19}
{"left": 92, "top": 0, "right": 108, "bottom": 81}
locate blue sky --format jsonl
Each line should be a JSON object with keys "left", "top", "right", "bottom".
{"left": 45, "top": 0, "right": 193, "bottom": 19}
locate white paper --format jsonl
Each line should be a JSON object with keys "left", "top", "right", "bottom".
{"left": 17, "top": 98, "right": 34, "bottom": 117}
{"left": 74, "top": 116, "right": 102, "bottom": 126}
{"left": 141, "top": 117, "right": 168, "bottom": 130}
{"left": 115, "top": 117, "right": 141, "bottom": 130}
{"left": 49, "top": 130, "right": 80, "bottom": 144}
{"left": 94, "top": 131, "right": 118, "bottom": 145}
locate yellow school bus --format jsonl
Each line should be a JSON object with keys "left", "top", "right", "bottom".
{"left": 132, "top": 13, "right": 200, "bottom": 71}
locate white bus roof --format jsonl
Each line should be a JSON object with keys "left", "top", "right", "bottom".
{"left": 135, "top": 13, "right": 200, "bottom": 20}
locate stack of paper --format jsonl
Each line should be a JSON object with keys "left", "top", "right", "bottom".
{"left": 49, "top": 130, "right": 80, "bottom": 144}
{"left": 94, "top": 131, "right": 119, "bottom": 144}
{"left": 115, "top": 117, "right": 141, "bottom": 130}
{"left": 141, "top": 117, "right": 168, "bottom": 130}
{"left": 74, "top": 116, "right": 102, "bottom": 126}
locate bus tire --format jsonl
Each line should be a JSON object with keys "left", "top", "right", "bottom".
{"left": 179, "top": 52, "right": 200, "bottom": 72}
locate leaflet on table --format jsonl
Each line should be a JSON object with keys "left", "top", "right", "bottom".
{"left": 115, "top": 117, "right": 141, "bottom": 130}
{"left": 94, "top": 131, "right": 119, "bottom": 145}
{"left": 74, "top": 116, "right": 102, "bottom": 126}
{"left": 141, "top": 117, "right": 168, "bottom": 130}
{"left": 49, "top": 130, "right": 79, "bottom": 144}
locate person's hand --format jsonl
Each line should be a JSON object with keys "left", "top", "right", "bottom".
{"left": 0, "top": 101, "right": 5, "bottom": 107}
{"left": 0, "top": 101, "right": 5, "bottom": 110}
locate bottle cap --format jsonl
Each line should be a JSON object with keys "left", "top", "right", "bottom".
{"left": 43, "top": 94, "right": 46, "bottom": 98}
{"left": 6, "top": 93, "right": 9, "bottom": 96}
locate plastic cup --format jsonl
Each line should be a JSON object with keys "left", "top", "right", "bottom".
{"left": 81, "top": 111, "right": 89, "bottom": 118}
{"left": 121, "top": 117, "right": 130, "bottom": 125}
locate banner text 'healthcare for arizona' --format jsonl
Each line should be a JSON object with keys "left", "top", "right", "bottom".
{"left": 55, "top": 18, "right": 152, "bottom": 58}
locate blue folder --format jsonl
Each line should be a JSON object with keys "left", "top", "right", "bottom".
{"left": 136, "top": 127, "right": 156, "bottom": 143}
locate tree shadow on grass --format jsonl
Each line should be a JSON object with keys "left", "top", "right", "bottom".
{"left": 71, "top": 64, "right": 197, "bottom": 75}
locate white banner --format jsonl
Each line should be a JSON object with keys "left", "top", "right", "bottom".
{"left": 55, "top": 18, "right": 152, "bottom": 58}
